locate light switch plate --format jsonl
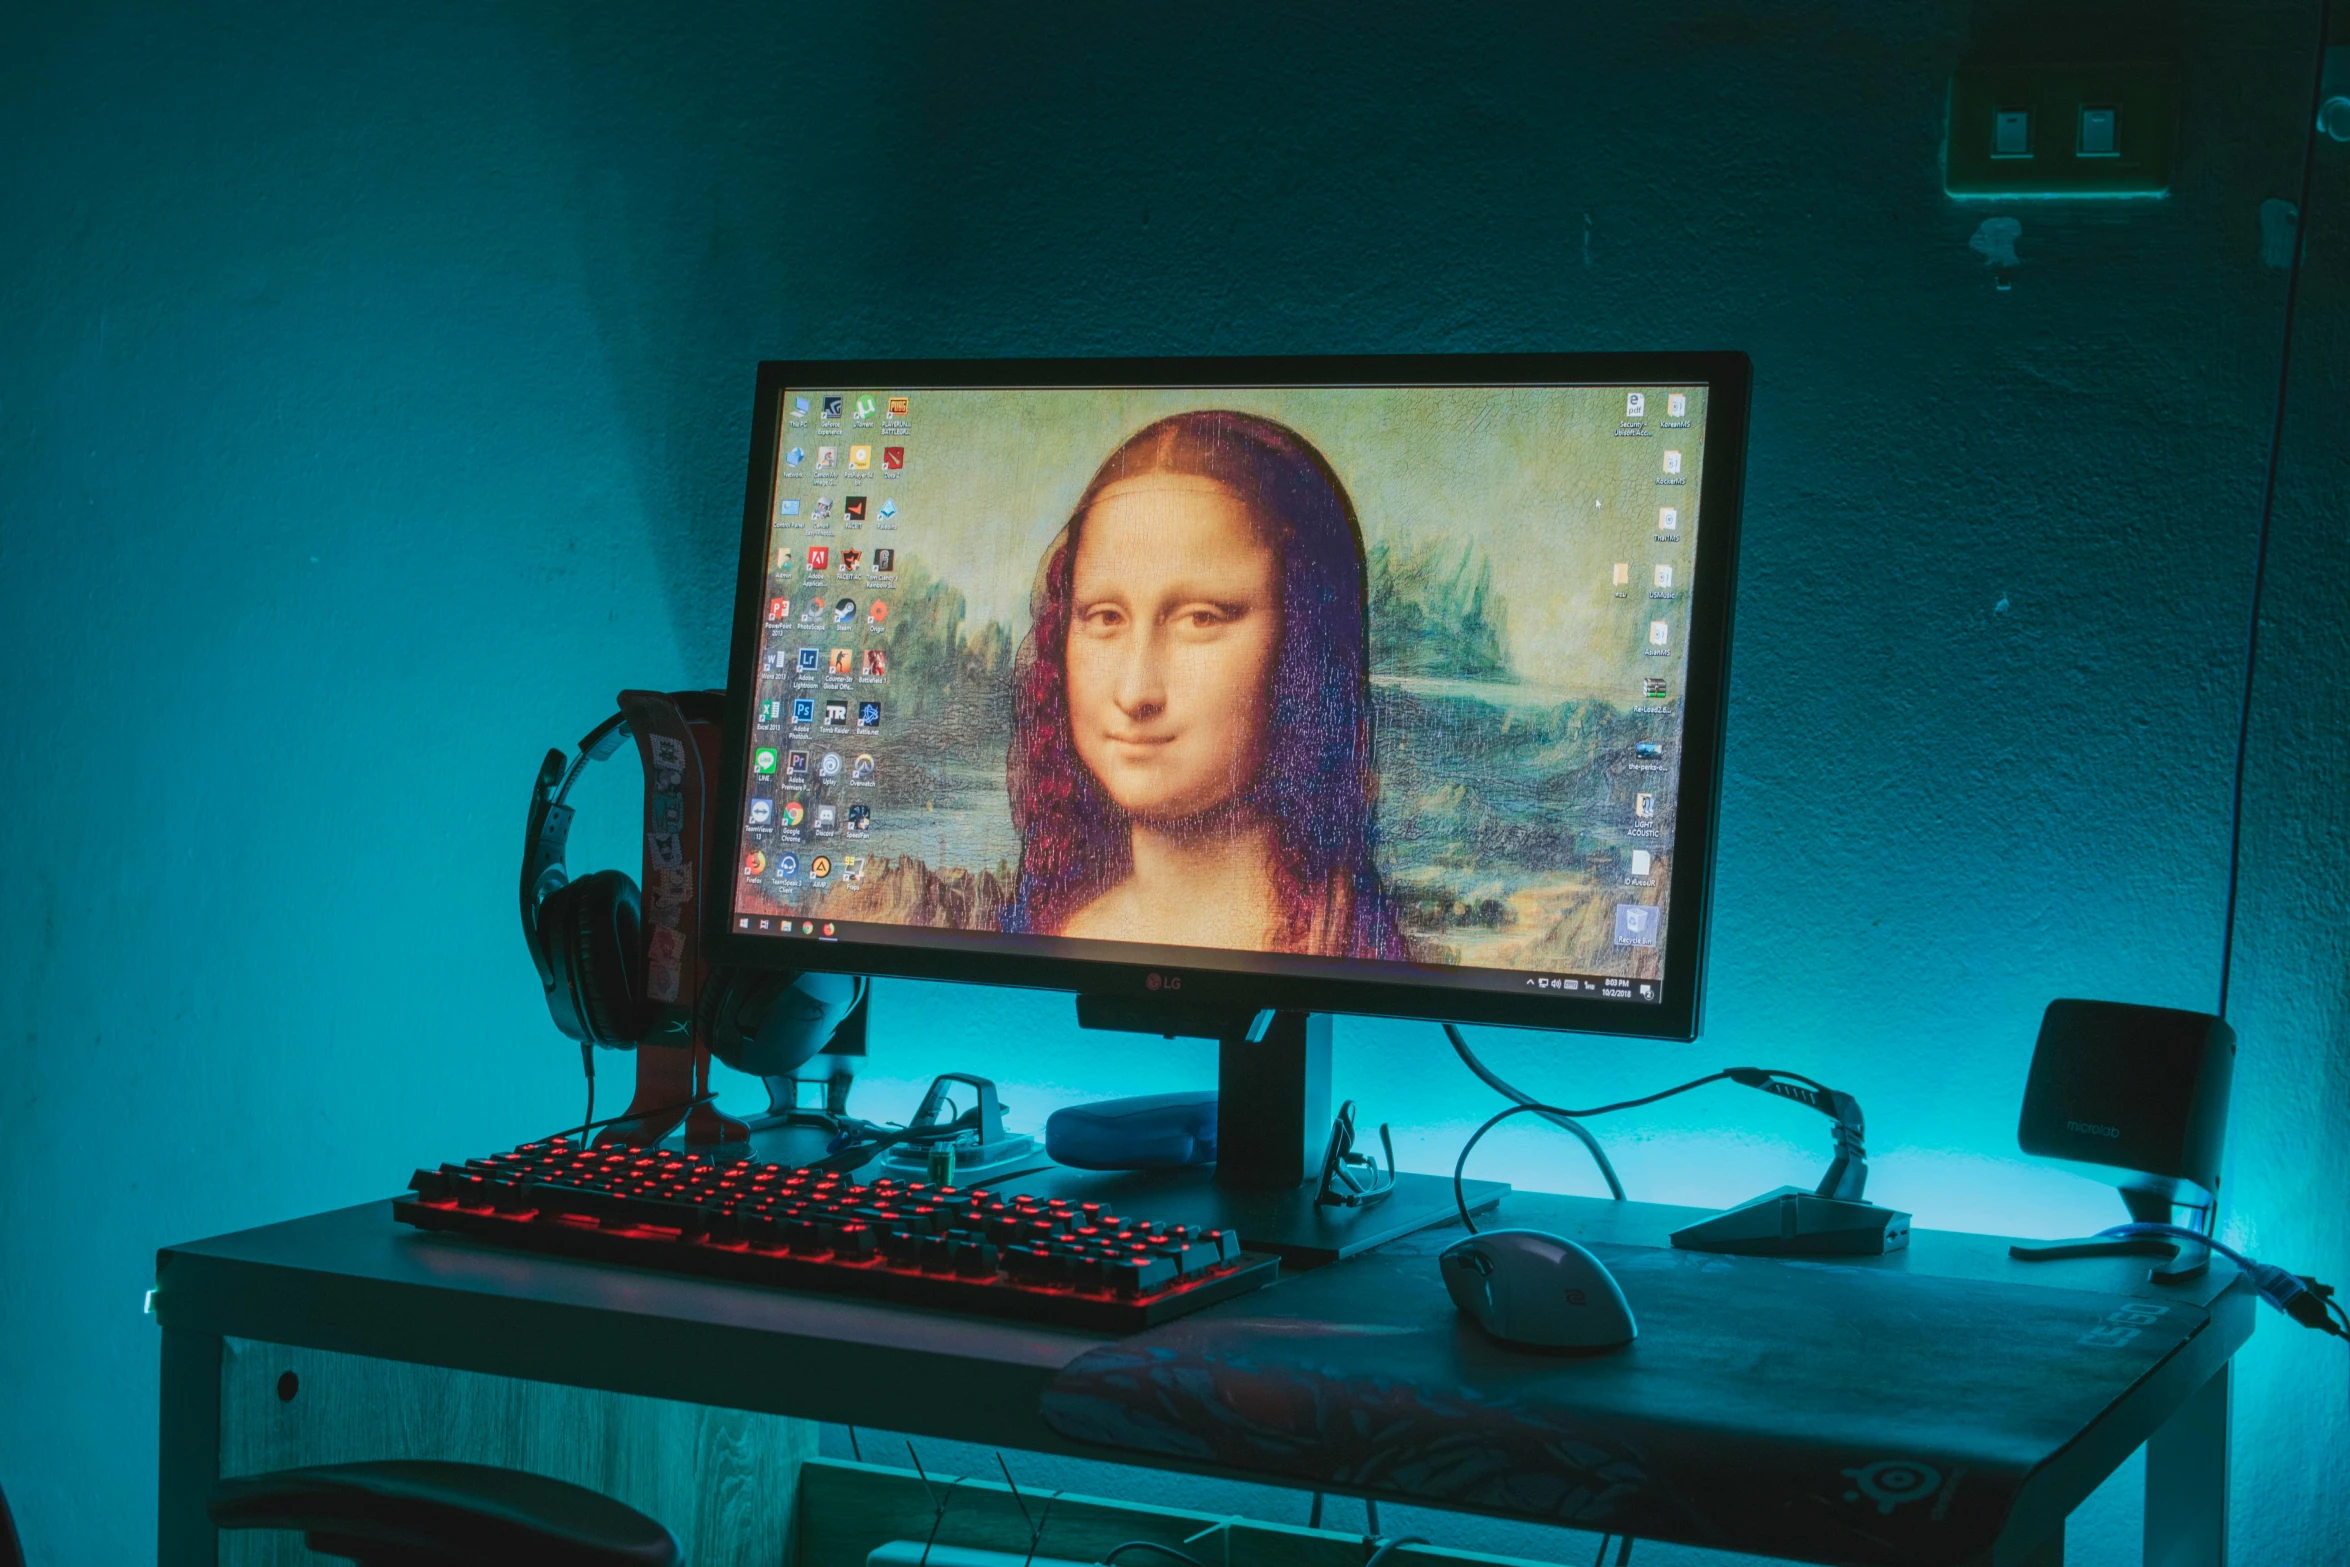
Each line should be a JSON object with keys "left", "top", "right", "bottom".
{"left": 1946, "top": 63, "right": 2179, "bottom": 197}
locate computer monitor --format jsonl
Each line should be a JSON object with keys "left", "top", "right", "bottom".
{"left": 711, "top": 355, "right": 1748, "bottom": 1050}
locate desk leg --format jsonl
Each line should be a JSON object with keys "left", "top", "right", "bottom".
{"left": 159, "top": 1329, "right": 222, "bottom": 1567}
{"left": 2144, "top": 1361, "right": 2229, "bottom": 1567}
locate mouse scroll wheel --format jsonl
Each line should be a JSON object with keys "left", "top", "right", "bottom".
{"left": 1458, "top": 1250, "right": 1493, "bottom": 1277}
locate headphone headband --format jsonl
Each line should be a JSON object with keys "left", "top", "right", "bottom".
{"left": 520, "top": 712, "right": 633, "bottom": 990}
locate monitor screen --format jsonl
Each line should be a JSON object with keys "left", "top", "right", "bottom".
{"left": 714, "top": 356, "right": 1746, "bottom": 1038}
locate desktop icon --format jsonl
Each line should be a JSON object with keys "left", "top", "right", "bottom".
{"left": 778, "top": 498, "right": 801, "bottom": 517}
{"left": 808, "top": 546, "right": 830, "bottom": 571}
{"left": 877, "top": 497, "right": 898, "bottom": 520}
{"left": 1613, "top": 903, "right": 1660, "bottom": 946}
{"left": 1663, "top": 449, "right": 1683, "bottom": 475}
{"left": 747, "top": 799, "right": 773, "bottom": 826}
{"left": 866, "top": 599, "right": 888, "bottom": 628}
{"left": 786, "top": 750, "right": 809, "bottom": 781}
{"left": 812, "top": 497, "right": 834, "bottom": 521}
{"left": 822, "top": 396, "right": 843, "bottom": 420}
{"left": 849, "top": 445, "right": 871, "bottom": 470}
{"left": 815, "top": 805, "right": 836, "bottom": 832}
{"left": 753, "top": 747, "right": 778, "bottom": 775}
{"left": 1668, "top": 392, "right": 1688, "bottom": 417}
{"left": 846, "top": 803, "right": 871, "bottom": 836}
{"left": 1649, "top": 621, "right": 1670, "bottom": 647}
{"left": 857, "top": 700, "right": 881, "bottom": 730}
{"left": 810, "top": 855, "right": 832, "bottom": 880}
{"left": 773, "top": 546, "right": 794, "bottom": 572}
{"left": 862, "top": 648, "right": 887, "bottom": 678}
{"left": 1635, "top": 792, "right": 1657, "bottom": 818}
{"left": 829, "top": 648, "right": 854, "bottom": 676}
{"left": 887, "top": 395, "right": 909, "bottom": 417}
{"left": 1658, "top": 506, "right": 1679, "bottom": 530}
{"left": 833, "top": 597, "right": 857, "bottom": 626}
{"left": 841, "top": 855, "right": 865, "bottom": 886}
{"left": 792, "top": 396, "right": 810, "bottom": 418}
{"left": 1613, "top": 562, "right": 1630, "bottom": 587}
{"left": 819, "top": 751, "right": 842, "bottom": 778}
{"left": 779, "top": 853, "right": 800, "bottom": 877}
{"left": 797, "top": 646, "right": 820, "bottom": 673}
{"left": 743, "top": 850, "right": 767, "bottom": 878}
{"left": 840, "top": 548, "right": 862, "bottom": 573}
{"left": 844, "top": 496, "right": 866, "bottom": 522}
{"left": 1634, "top": 741, "right": 1664, "bottom": 760}
{"left": 873, "top": 548, "right": 895, "bottom": 573}
{"left": 1655, "top": 564, "right": 1674, "bottom": 589}
{"left": 1630, "top": 849, "right": 1654, "bottom": 876}
{"left": 1625, "top": 392, "right": 1646, "bottom": 418}
{"left": 767, "top": 597, "right": 789, "bottom": 623}
{"left": 784, "top": 446, "right": 805, "bottom": 468}
{"left": 782, "top": 801, "right": 805, "bottom": 828}
{"left": 757, "top": 698, "right": 781, "bottom": 724}
{"left": 816, "top": 445, "right": 838, "bottom": 469}
{"left": 882, "top": 446, "right": 904, "bottom": 471}
{"left": 824, "top": 699, "right": 849, "bottom": 726}
{"left": 792, "top": 697, "right": 816, "bottom": 724}
{"left": 801, "top": 920, "right": 815, "bottom": 934}
{"left": 852, "top": 394, "right": 877, "bottom": 420}
{"left": 851, "top": 753, "right": 875, "bottom": 783}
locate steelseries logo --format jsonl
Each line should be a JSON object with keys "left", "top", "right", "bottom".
{"left": 2067, "top": 1120, "right": 2122, "bottom": 1139}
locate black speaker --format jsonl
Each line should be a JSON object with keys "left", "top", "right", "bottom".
{"left": 2011, "top": 998, "right": 2236, "bottom": 1281}
{"left": 2017, "top": 998, "right": 2234, "bottom": 1205}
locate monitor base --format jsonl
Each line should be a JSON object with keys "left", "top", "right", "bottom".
{"left": 1016, "top": 1164, "right": 1504, "bottom": 1269}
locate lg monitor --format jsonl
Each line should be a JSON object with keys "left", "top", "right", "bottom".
{"left": 707, "top": 354, "right": 1748, "bottom": 1242}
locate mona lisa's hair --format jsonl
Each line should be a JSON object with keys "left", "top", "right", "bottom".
{"left": 1003, "top": 410, "right": 1408, "bottom": 960}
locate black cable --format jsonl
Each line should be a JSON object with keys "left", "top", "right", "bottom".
{"left": 537, "top": 1091, "right": 719, "bottom": 1147}
{"left": 1452, "top": 1076, "right": 1746, "bottom": 1233}
{"left": 1615, "top": 1537, "right": 1635, "bottom": 1566}
{"left": 1444, "top": 1024, "right": 1626, "bottom": 1200}
{"left": 1591, "top": 1535, "right": 1611, "bottom": 1567}
{"left": 1363, "top": 1499, "right": 1379, "bottom": 1535}
{"left": 581, "top": 1043, "right": 596, "bottom": 1140}
{"left": 1309, "top": 1493, "right": 1325, "bottom": 1530}
{"left": 2217, "top": 0, "right": 2335, "bottom": 1020}
{"left": 847, "top": 1424, "right": 863, "bottom": 1463}
{"left": 1099, "top": 1544, "right": 1203, "bottom": 1567}
{"left": 1362, "top": 1537, "right": 1429, "bottom": 1567}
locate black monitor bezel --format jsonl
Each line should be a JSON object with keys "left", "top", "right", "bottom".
{"left": 707, "top": 353, "right": 1749, "bottom": 1041}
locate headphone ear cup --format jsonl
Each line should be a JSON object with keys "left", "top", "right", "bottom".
{"left": 702, "top": 969, "right": 856, "bottom": 1077}
{"left": 561, "top": 868, "right": 649, "bottom": 1045}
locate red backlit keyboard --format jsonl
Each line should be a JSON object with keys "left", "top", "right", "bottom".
{"left": 394, "top": 1139, "right": 1279, "bottom": 1331}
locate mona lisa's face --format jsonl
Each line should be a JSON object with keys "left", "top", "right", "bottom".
{"left": 1065, "top": 474, "right": 1281, "bottom": 825}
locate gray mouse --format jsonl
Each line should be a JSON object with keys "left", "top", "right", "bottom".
{"left": 1440, "top": 1228, "right": 1638, "bottom": 1350}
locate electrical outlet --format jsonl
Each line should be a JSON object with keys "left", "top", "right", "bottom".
{"left": 1946, "top": 63, "right": 2179, "bottom": 197}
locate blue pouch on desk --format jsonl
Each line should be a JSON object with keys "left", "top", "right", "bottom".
{"left": 1044, "top": 1092, "right": 1218, "bottom": 1170}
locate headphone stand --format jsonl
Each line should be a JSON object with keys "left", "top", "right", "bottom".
{"left": 597, "top": 1037, "right": 750, "bottom": 1151}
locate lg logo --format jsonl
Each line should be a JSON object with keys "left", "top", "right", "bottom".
{"left": 1145, "top": 972, "right": 1183, "bottom": 992}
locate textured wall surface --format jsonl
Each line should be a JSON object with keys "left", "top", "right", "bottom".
{"left": 3, "top": 4, "right": 2345, "bottom": 1564}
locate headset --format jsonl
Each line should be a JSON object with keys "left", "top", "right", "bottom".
{"left": 520, "top": 697, "right": 863, "bottom": 1076}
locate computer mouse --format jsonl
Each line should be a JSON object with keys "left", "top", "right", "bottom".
{"left": 1440, "top": 1228, "right": 1637, "bottom": 1351}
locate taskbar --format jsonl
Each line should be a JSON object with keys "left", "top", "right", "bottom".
{"left": 727, "top": 911, "right": 1664, "bottom": 1004}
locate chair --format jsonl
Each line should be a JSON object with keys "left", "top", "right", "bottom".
{"left": 209, "top": 1460, "right": 682, "bottom": 1567}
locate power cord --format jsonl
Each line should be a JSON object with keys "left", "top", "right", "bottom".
{"left": 1097, "top": 1545, "right": 1202, "bottom": 1567}
{"left": 1362, "top": 1537, "right": 1429, "bottom": 1567}
{"left": 1443, "top": 1023, "right": 1625, "bottom": 1199}
{"left": 2095, "top": 1224, "right": 2346, "bottom": 1339}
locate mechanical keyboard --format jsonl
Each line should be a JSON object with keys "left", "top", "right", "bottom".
{"left": 395, "top": 1138, "right": 1279, "bottom": 1331}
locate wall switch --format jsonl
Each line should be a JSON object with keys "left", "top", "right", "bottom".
{"left": 1947, "top": 63, "right": 2178, "bottom": 196}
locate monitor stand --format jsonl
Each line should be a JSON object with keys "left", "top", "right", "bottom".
{"left": 1020, "top": 998, "right": 1505, "bottom": 1269}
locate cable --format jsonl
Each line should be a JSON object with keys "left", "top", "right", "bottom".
{"left": 1363, "top": 1499, "right": 1379, "bottom": 1536}
{"left": 1308, "top": 1493, "right": 1324, "bottom": 1530}
{"left": 1616, "top": 1538, "right": 1635, "bottom": 1566}
{"left": 1361, "top": 1537, "right": 1428, "bottom": 1567}
{"left": 1591, "top": 1536, "right": 1610, "bottom": 1567}
{"left": 2095, "top": 1224, "right": 2346, "bottom": 1338}
{"left": 580, "top": 1042, "right": 596, "bottom": 1140}
{"left": 2217, "top": 0, "right": 2335, "bottom": 1020}
{"left": 1098, "top": 1544, "right": 1202, "bottom": 1567}
{"left": 1451, "top": 1076, "right": 1745, "bottom": 1232}
{"left": 537, "top": 1091, "right": 719, "bottom": 1147}
{"left": 847, "top": 1424, "right": 863, "bottom": 1463}
{"left": 1444, "top": 1024, "right": 1625, "bottom": 1199}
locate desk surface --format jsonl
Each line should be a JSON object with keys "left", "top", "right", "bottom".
{"left": 157, "top": 1189, "right": 2252, "bottom": 1567}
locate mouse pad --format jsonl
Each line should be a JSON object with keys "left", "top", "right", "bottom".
{"left": 1040, "top": 1237, "right": 2208, "bottom": 1565}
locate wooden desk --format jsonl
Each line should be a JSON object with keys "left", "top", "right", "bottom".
{"left": 155, "top": 1190, "right": 2249, "bottom": 1567}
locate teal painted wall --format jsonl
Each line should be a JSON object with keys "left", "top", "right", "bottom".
{"left": 3, "top": 4, "right": 2345, "bottom": 1563}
